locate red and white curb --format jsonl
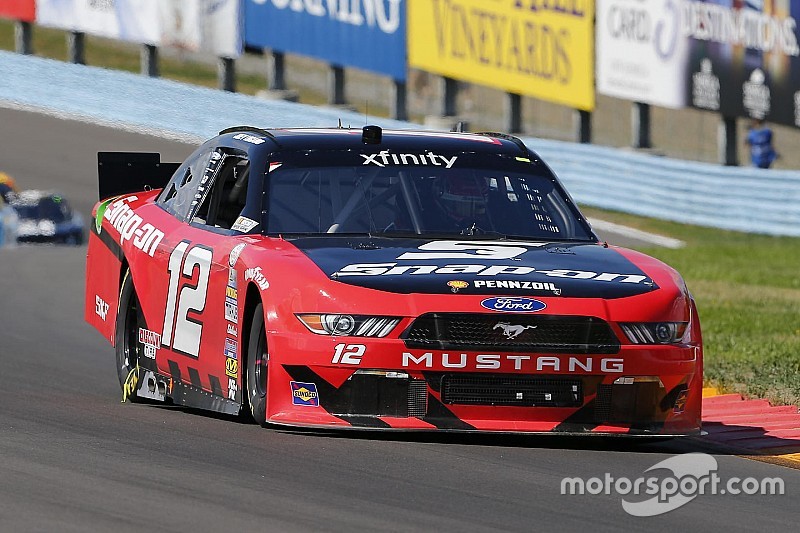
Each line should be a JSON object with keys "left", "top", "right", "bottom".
{"left": 701, "top": 388, "right": 800, "bottom": 467}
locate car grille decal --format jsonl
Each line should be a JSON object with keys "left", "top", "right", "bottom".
{"left": 168, "top": 360, "right": 182, "bottom": 383}
{"left": 208, "top": 375, "right": 223, "bottom": 397}
{"left": 188, "top": 367, "right": 203, "bottom": 388}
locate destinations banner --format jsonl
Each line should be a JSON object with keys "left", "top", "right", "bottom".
{"left": 408, "top": 0, "right": 595, "bottom": 111}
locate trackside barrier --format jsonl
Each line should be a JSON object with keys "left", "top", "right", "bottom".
{"left": 2, "top": 51, "right": 799, "bottom": 238}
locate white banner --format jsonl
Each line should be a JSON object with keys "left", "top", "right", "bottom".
{"left": 36, "top": 0, "right": 241, "bottom": 56}
{"left": 36, "top": 0, "right": 161, "bottom": 44}
{"left": 596, "top": 0, "right": 689, "bottom": 108}
{"left": 159, "top": 0, "right": 242, "bottom": 58}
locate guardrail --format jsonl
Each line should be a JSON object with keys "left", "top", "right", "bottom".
{"left": 2, "top": 51, "right": 799, "bottom": 238}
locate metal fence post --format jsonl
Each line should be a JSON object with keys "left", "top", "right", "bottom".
{"left": 141, "top": 44, "right": 159, "bottom": 77}
{"left": 506, "top": 92, "right": 522, "bottom": 133}
{"left": 14, "top": 20, "right": 33, "bottom": 55}
{"left": 268, "top": 50, "right": 286, "bottom": 91}
{"left": 218, "top": 57, "right": 236, "bottom": 92}
{"left": 575, "top": 110, "right": 592, "bottom": 143}
{"left": 67, "top": 31, "right": 85, "bottom": 65}
{"left": 632, "top": 102, "right": 651, "bottom": 148}
{"left": 442, "top": 76, "right": 458, "bottom": 117}
{"left": 329, "top": 65, "right": 346, "bottom": 105}
{"left": 392, "top": 79, "right": 408, "bottom": 121}
{"left": 719, "top": 115, "right": 739, "bottom": 166}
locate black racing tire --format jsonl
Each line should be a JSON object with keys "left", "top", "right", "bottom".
{"left": 115, "top": 270, "right": 144, "bottom": 402}
{"left": 246, "top": 303, "right": 269, "bottom": 425}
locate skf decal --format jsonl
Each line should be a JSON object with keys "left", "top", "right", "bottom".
{"left": 360, "top": 151, "right": 458, "bottom": 168}
{"left": 481, "top": 297, "right": 546, "bottom": 313}
{"left": 95, "top": 295, "right": 109, "bottom": 321}
{"left": 447, "top": 280, "right": 468, "bottom": 293}
{"left": 103, "top": 195, "right": 164, "bottom": 256}
{"left": 229, "top": 243, "right": 246, "bottom": 267}
{"left": 138, "top": 327, "right": 161, "bottom": 359}
{"left": 244, "top": 267, "right": 269, "bottom": 290}
{"left": 228, "top": 378, "right": 238, "bottom": 401}
{"left": 290, "top": 381, "right": 320, "bottom": 407}
{"left": 401, "top": 352, "right": 624, "bottom": 373}
{"left": 225, "top": 357, "right": 239, "bottom": 378}
{"left": 224, "top": 338, "right": 237, "bottom": 360}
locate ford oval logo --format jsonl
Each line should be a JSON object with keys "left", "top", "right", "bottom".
{"left": 480, "top": 297, "right": 546, "bottom": 313}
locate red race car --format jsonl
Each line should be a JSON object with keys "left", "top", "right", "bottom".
{"left": 85, "top": 126, "right": 702, "bottom": 436}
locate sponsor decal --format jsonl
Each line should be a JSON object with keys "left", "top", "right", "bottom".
{"left": 224, "top": 338, "right": 237, "bottom": 360}
{"left": 103, "top": 196, "right": 164, "bottom": 256}
{"left": 481, "top": 297, "right": 546, "bottom": 313}
{"left": 228, "top": 268, "right": 237, "bottom": 289}
{"left": 228, "top": 378, "right": 239, "bottom": 401}
{"left": 493, "top": 322, "right": 537, "bottom": 339}
{"left": 231, "top": 216, "right": 259, "bottom": 233}
{"left": 232, "top": 133, "right": 266, "bottom": 145}
{"left": 229, "top": 243, "right": 246, "bottom": 267}
{"left": 360, "top": 150, "right": 458, "bottom": 168}
{"left": 225, "top": 297, "right": 238, "bottom": 323}
{"left": 291, "top": 381, "right": 320, "bottom": 407}
{"left": 244, "top": 267, "right": 270, "bottom": 290}
{"left": 226, "top": 286, "right": 238, "bottom": 299}
{"left": 447, "top": 280, "right": 468, "bottom": 293}
{"left": 228, "top": 377, "right": 238, "bottom": 401}
{"left": 225, "top": 357, "right": 239, "bottom": 378}
{"left": 401, "top": 352, "right": 624, "bottom": 373}
{"left": 474, "top": 280, "right": 561, "bottom": 295}
{"left": 227, "top": 323, "right": 238, "bottom": 337}
{"left": 138, "top": 327, "right": 161, "bottom": 360}
{"left": 268, "top": 162, "right": 283, "bottom": 173}
{"left": 95, "top": 295, "right": 109, "bottom": 321}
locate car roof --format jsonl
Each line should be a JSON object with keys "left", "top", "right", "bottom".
{"left": 218, "top": 126, "right": 534, "bottom": 157}
{"left": 11, "top": 190, "right": 65, "bottom": 205}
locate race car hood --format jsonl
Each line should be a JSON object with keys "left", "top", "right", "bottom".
{"left": 291, "top": 237, "right": 659, "bottom": 298}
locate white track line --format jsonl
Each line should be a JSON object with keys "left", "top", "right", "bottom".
{"left": 589, "top": 218, "right": 685, "bottom": 249}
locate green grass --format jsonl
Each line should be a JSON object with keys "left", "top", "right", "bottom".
{"left": 582, "top": 206, "right": 800, "bottom": 405}
{"left": 3, "top": 19, "right": 798, "bottom": 405}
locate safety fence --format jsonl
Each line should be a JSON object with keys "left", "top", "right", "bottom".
{"left": 2, "top": 50, "right": 799, "bottom": 237}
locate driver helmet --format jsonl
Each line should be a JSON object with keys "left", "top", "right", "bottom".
{"left": 0, "top": 172, "right": 18, "bottom": 203}
{"left": 433, "top": 174, "right": 488, "bottom": 221}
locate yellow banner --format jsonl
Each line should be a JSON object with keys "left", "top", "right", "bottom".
{"left": 409, "top": 0, "right": 595, "bottom": 110}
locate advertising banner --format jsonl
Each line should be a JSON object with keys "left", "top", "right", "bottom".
{"left": 0, "top": 0, "right": 35, "bottom": 22}
{"left": 684, "top": 0, "right": 800, "bottom": 127}
{"left": 597, "top": 0, "right": 690, "bottom": 108}
{"left": 36, "top": 0, "right": 160, "bottom": 44}
{"left": 159, "top": 0, "right": 242, "bottom": 58}
{"left": 243, "top": 0, "right": 407, "bottom": 81}
{"left": 408, "top": 0, "right": 595, "bottom": 111}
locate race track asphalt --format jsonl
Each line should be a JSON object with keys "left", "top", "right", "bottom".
{"left": 0, "top": 107, "right": 797, "bottom": 532}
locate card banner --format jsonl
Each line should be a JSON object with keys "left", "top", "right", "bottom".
{"left": 244, "top": 0, "right": 407, "bottom": 81}
{"left": 408, "top": 0, "right": 595, "bottom": 111}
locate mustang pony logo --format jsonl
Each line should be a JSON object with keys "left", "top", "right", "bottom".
{"left": 493, "top": 322, "right": 537, "bottom": 339}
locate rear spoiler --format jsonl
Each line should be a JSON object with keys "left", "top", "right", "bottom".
{"left": 97, "top": 152, "right": 181, "bottom": 200}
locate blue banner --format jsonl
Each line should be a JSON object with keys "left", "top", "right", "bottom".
{"left": 244, "top": 0, "right": 406, "bottom": 81}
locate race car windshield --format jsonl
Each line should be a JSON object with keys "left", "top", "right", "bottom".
{"left": 265, "top": 164, "right": 594, "bottom": 241}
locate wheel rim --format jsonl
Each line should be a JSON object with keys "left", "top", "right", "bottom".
{"left": 121, "top": 297, "right": 140, "bottom": 373}
{"left": 253, "top": 328, "right": 268, "bottom": 398}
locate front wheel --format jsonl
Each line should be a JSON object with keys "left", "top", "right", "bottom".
{"left": 246, "top": 303, "right": 269, "bottom": 424}
{"left": 116, "top": 270, "right": 143, "bottom": 402}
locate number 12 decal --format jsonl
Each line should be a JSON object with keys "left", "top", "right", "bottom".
{"left": 162, "top": 241, "right": 213, "bottom": 358}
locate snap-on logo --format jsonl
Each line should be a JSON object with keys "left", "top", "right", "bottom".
{"left": 480, "top": 297, "right": 546, "bottom": 313}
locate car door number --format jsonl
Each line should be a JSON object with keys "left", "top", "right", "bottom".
{"left": 161, "top": 241, "right": 213, "bottom": 358}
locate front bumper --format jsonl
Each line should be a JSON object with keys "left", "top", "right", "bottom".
{"left": 264, "top": 334, "right": 702, "bottom": 436}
